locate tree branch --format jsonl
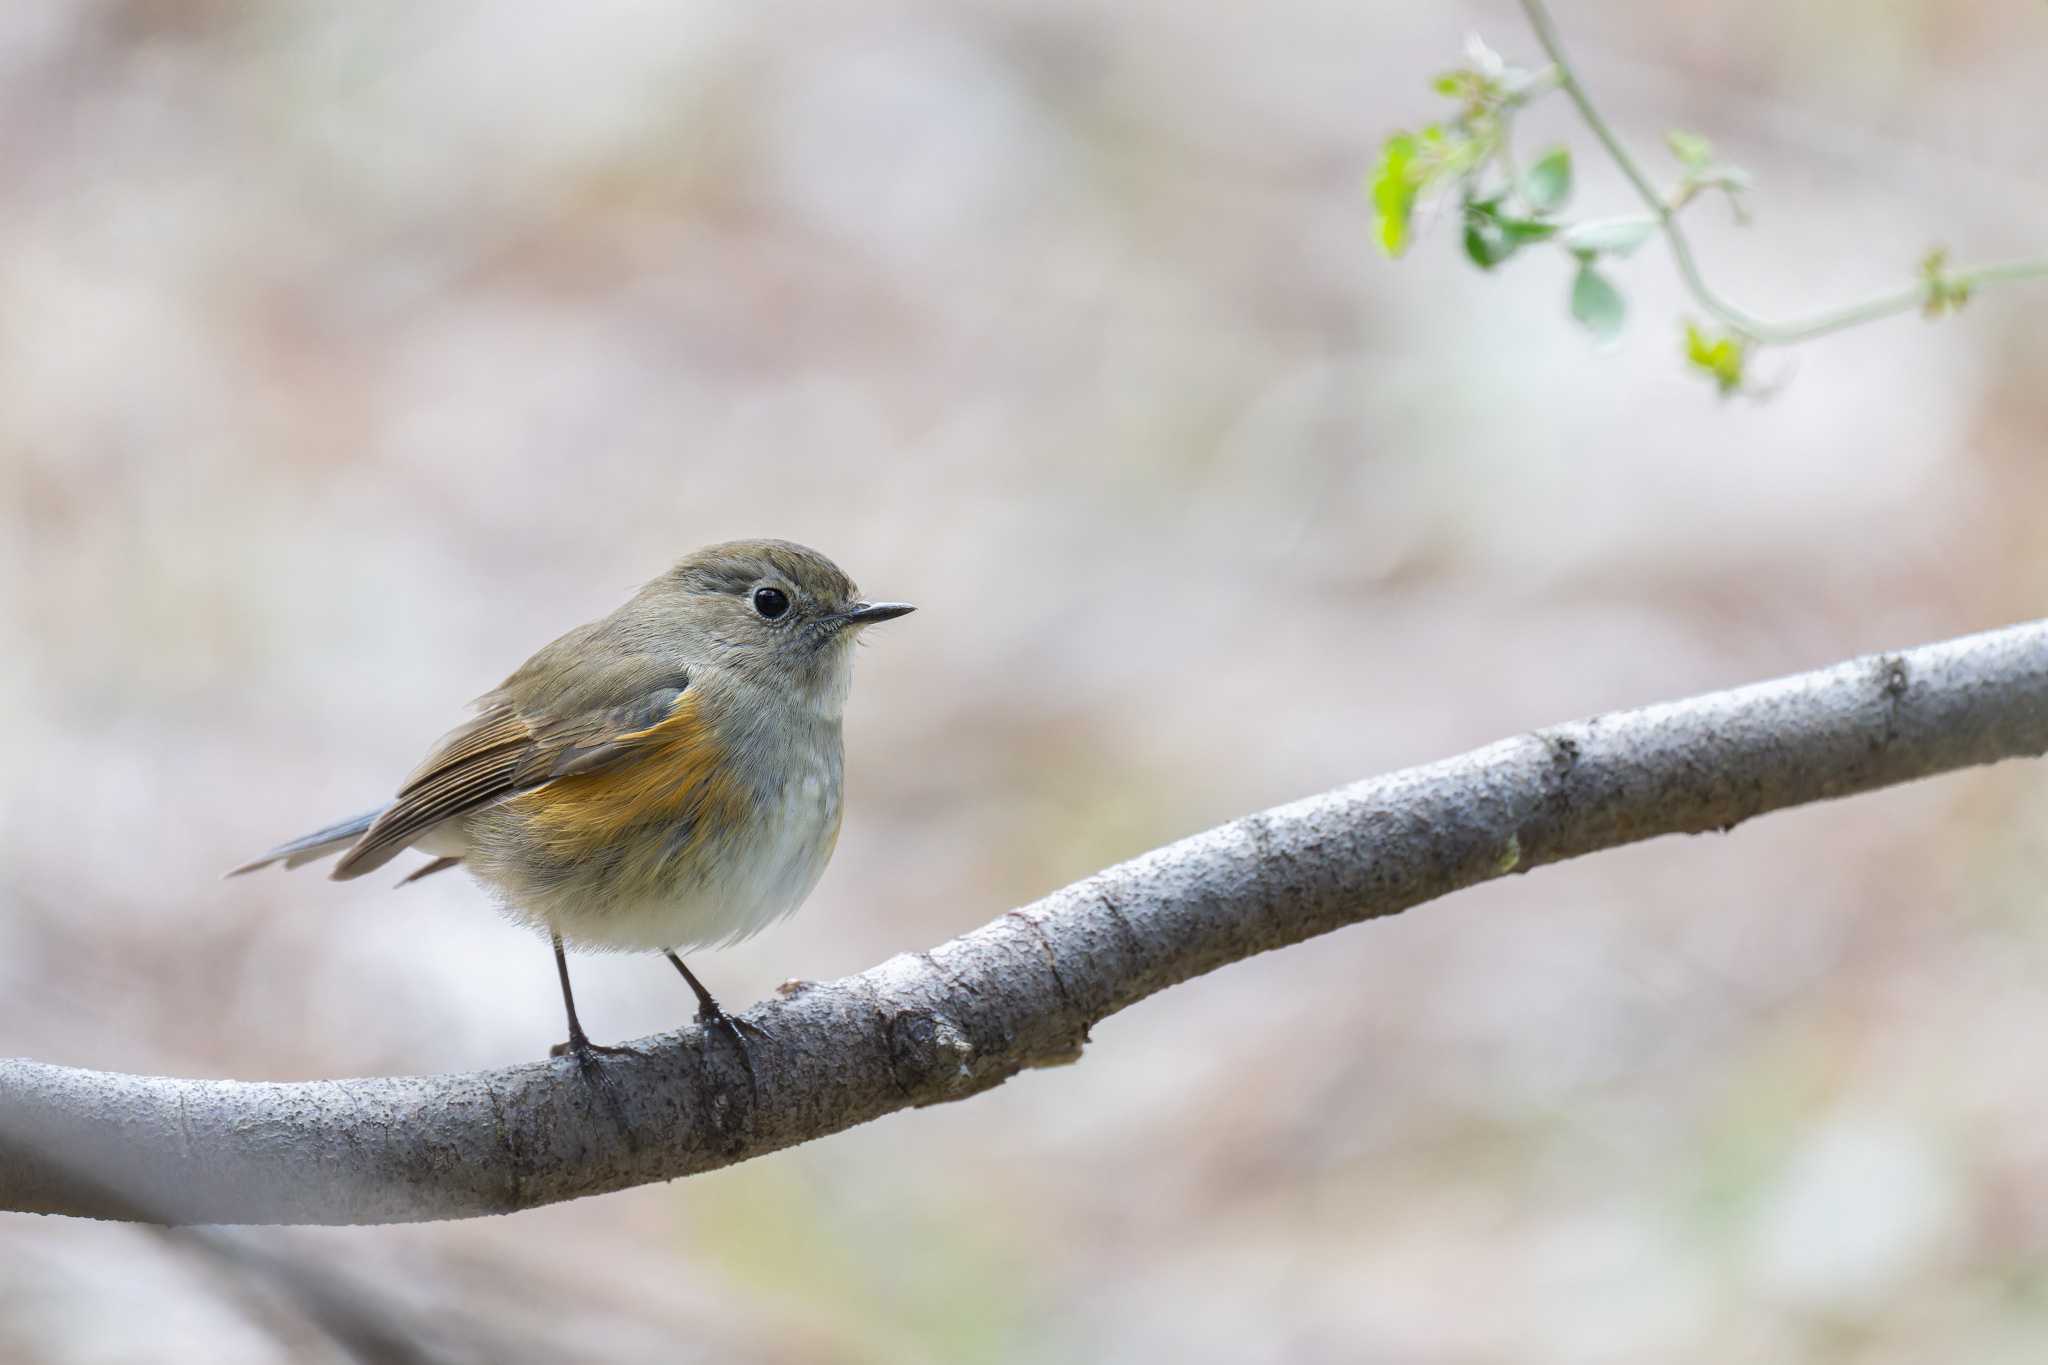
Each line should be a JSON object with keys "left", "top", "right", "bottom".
{"left": 6, "top": 620, "right": 2048, "bottom": 1226}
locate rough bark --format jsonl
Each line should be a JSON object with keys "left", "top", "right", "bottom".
{"left": 5, "top": 620, "right": 2046, "bottom": 1225}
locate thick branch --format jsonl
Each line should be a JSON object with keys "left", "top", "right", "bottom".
{"left": 6, "top": 620, "right": 2047, "bottom": 1225}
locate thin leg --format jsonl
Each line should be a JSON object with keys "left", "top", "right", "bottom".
{"left": 549, "top": 935, "right": 639, "bottom": 1060}
{"left": 554, "top": 934, "right": 590, "bottom": 1049}
{"left": 547, "top": 936, "right": 641, "bottom": 1141}
{"left": 666, "top": 951, "right": 770, "bottom": 1046}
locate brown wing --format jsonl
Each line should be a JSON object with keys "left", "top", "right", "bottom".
{"left": 330, "top": 683, "right": 688, "bottom": 880}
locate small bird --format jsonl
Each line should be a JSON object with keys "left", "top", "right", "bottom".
{"left": 231, "top": 539, "right": 912, "bottom": 1064}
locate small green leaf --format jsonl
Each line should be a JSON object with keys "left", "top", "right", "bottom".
{"left": 1562, "top": 216, "right": 1656, "bottom": 259}
{"left": 1431, "top": 71, "right": 1464, "bottom": 97}
{"left": 1499, "top": 216, "right": 1558, "bottom": 244}
{"left": 1460, "top": 197, "right": 1556, "bottom": 269}
{"left": 1666, "top": 129, "right": 1713, "bottom": 168}
{"left": 1919, "top": 247, "right": 1971, "bottom": 317}
{"left": 1524, "top": 146, "right": 1573, "bottom": 213}
{"left": 1461, "top": 197, "right": 1512, "bottom": 268}
{"left": 1463, "top": 220, "right": 1509, "bottom": 269}
{"left": 1570, "top": 263, "right": 1626, "bottom": 341}
{"left": 1370, "top": 132, "right": 1420, "bottom": 257}
{"left": 1683, "top": 321, "right": 1746, "bottom": 394}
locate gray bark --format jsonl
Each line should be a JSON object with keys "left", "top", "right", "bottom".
{"left": 5, "top": 620, "right": 2046, "bottom": 1226}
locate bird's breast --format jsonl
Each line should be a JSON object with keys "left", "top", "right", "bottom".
{"left": 470, "top": 700, "right": 846, "bottom": 952}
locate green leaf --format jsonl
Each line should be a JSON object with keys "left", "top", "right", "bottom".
{"left": 1683, "top": 321, "right": 1747, "bottom": 394}
{"left": 1562, "top": 216, "right": 1656, "bottom": 259}
{"left": 1499, "top": 216, "right": 1558, "bottom": 244}
{"left": 1919, "top": 247, "right": 1972, "bottom": 317}
{"left": 1524, "top": 146, "right": 1573, "bottom": 213}
{"left": 1370, "top": 132, "right": 1421, "bottom": 257}
{"left": 1666, "top": 129, "right": 1713, "bottom": 168}
{"left": 1461, "top": 198, "right": 1510, "bottom": 268}
{"left": 1570, "top": 263, "right": 1626, "bottom": 341}
{"left": 1431, "top": 72, "right": 1465, "bottom": 97}
{"left": 1460, "top": 197, "right": 1556, "bottom": 270}
{"left": 1463, "top": 219, "right": 1510, "bottom": 269}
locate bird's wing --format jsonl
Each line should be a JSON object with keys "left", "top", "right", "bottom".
{"left": 330, "top": 681, "right": 690, "bottom": 880}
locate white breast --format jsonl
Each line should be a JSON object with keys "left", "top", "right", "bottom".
{"left": 725, "top": 760, "right": 843, "bottom": 937}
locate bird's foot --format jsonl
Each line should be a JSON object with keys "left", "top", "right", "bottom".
{"left": 550, "top": 1032, "right": 643, "bottom": 1143}
{"left": 700, "top": 1002, "right": 770, "bottom": 1055}
{"left": 548, "top": 1035, "right": 644, "bottom": 1061}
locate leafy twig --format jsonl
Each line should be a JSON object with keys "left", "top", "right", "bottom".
{"left": 1370, "top": 2, "right": 2048, "bottom": 392}
{"left": 1514, "top": 0, "right": 2048, "bottom": 346}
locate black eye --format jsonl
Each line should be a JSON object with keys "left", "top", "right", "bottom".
{"left": 752, "top": 586, "right": 790, "bottom": 619}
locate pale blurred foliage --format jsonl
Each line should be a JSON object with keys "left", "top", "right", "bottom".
{"left": 2, "top": 0, "right": 2047, "bottom": 1361}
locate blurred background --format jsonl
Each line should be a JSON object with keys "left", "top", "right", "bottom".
{"left": 3, "top": 0, "right": 2046, "bottom": 1360}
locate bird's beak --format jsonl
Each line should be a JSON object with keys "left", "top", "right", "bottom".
{"left": 838, "top": 601, "right": 916, "bottom": 626}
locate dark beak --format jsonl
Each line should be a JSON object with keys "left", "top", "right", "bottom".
{"left": 839, "top": 601, "right": 916, "bottom": 626}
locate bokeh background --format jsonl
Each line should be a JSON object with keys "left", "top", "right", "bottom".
{"left": 4, "top": 1, "right": 2047, "bottom": 1360}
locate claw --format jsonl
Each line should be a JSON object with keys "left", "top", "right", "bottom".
{"left": 549, "top": 1037, "right": 644, "bottom": 1061}
{"left": 692, "top": 1003, "right": 764, "bottom": 1116}
{"left": 697, "top": 1003, "right": 770, "bottom": 1061}
{"left": 702, "top": 1007, "right": 773, "bottom": 1046}
{"left": 549, "top": 1034, "right": 642, "bottom": 1147}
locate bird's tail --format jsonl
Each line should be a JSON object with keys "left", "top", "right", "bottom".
{"left": 225, "top": 806, "right": 386, "bottom": 878}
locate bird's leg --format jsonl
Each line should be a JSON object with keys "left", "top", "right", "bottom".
{"left": 548, "top": 934, "right": 641, "bottom": 1061}
{"left": 548, "top": 935, "right": 644, "bottom": 1141}
{"left": 665, "top": 951, "right": 771, "bottom": 1048}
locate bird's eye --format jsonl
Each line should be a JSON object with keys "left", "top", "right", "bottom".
{"left": 752, "top": 586, "right": 791, "bottom": 620}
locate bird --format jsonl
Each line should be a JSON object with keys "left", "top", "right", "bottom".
{"left": 230, "top": 539, "right": 912, "bottom": 1067}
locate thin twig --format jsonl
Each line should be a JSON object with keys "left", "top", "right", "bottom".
{"left": 1516, "top": 0, "right": 2048, "bottom": 343}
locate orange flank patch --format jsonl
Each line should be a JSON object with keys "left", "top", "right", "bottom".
{"left": 505, "top": 691, "right": 750, "bottom": 862}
